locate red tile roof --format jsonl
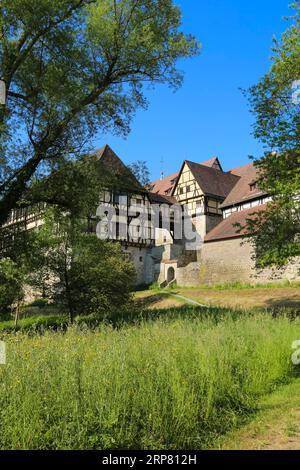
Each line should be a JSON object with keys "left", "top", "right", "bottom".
{"left": 149, "top": 156, "right": 224, "bottom": 196}
{"left": 205, "top": 204, "right": 266, "bottom": 242}
{"left": 220, "top": 162, "right": 266, "bottom": 208}
{"left": 200, "top": 156, "right": 223, "bottom": 171}
{"left": 184, "top": 161, "right": 240, "bottom": 199}
{"left": 148, "top": 172, "right": 179, "bottom": 196}
{"left": 94, "top": 144, "right": 142, "bottom": 189}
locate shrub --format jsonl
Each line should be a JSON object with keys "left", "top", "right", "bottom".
{"left": 67, "top": 237, "right": 136, "bottom": 318}
{"left": 0, "top": 315, "right": 68, "bottom": 333}
{"left": 29, "top": 298, "right": 49, "bottom": 309}
{"left": 28, "top": 210, "right": 136, "bottom": 322}
{"left": 0, "top": 258, "right": 24, "bottom": 317}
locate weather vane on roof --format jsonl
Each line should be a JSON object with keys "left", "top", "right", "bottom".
{"left": 160, "top": 156, "right": 164, "bottom": 180}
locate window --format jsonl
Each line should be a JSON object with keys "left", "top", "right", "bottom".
{"left": 179, "top": 187, "right": 184, "bottom": 195}
{"left": 113, "top": 194, "right": 120, "bottom": 204}
{"left": 186, "top": 185, "right": 190, "bottom": 193}
{"left": 139, "top": 256, "right": 143, "bottom": 262}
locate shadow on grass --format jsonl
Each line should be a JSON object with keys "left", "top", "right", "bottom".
{"left": 111, "top": 302, "right": 300, "bottom": 329}
{"left": 0, "top": 304, "right": 252, "bottom": 335}
{"left": 265, "top": 297, "right": 300, "bottom": 313}
{"left": 1, "top": 294, "right": 300, "bottom": 336}
{"left": 134, "top": 292, "right": 174, "bottom": 310}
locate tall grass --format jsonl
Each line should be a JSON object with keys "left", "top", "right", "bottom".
{"left": 198, "top": 280, "right": 300, "bottom": 290}
{"left": 0, "top": 310, "right": 299, "bottom": 449}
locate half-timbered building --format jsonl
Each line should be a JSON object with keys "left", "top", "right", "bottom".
{"left": 1, "top": 144, "right": 299, "bottom": 287}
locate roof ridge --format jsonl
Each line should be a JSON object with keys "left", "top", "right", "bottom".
{"left": 187, "top": 160, "right": 225, "bottom": 174}
{"left": 229, "top": 161, "right": 254, "bottom": 173}
{"left": 186, "top": 160, "right": 240, "bottom": 177}
{"left": 150, "top": 171, "right": 179, "bottom": 184}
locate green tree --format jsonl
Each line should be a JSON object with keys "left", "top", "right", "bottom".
{"left": 0, "top": 0, "right": 199, "bottom": 226}
{"left": 0, "top": 154, "right": 138, "bottom": 322}
{"left": 0, "top": 258, "right": 24, "bottom": 317}
{"left": 128, "top": 160, "right": 151, "bottom": 186}
{"left": 68, "top": 233, "right": 135, "bottom": 319}
{"left": 28, "top": 208, "right": 135, "bottom": 322}
{"left": 245, "top": 3, "right": 300, "bottom": 268}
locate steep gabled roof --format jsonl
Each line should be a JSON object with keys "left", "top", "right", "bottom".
{"left": 148, "top": 172, "right": 179, "bottom": 196}
{"left": 149, "top": 156, "right": 223, "bottom": 196}
{"left": 172, "top": 160, "right": 240, "bottom": 199}
{"left": 93, "top": 144, "right": 143, "bottom": 191}
{"left": 205, "top": 204, "right": 267, "bottom": 242}
{"left": 220, "top": 162, "right": 267, "bottom": 208}
{"left": 200, "top": 156, "right": 223, "bottom": 171}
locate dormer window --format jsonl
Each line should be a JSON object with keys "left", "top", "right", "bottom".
{"left": 249, "top": 181, "right": 257, "bottom": 191}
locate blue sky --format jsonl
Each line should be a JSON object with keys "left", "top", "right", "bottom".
{"left": 96, "top": 0, "right": 292, "bottom": 180}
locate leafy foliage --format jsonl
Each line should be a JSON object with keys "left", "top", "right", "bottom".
{"left": 128, "top": 160, "right": 151, "bottom": 186}
{"left": 0, "top": 258, "right": 24, "bottom": 316}
{"left": 28, "top": 208, "right": 136, "bottom": 321}
{"left": 0, "top": 0, "right": 199, "bottom": 225}
{"left": 246, "top": 4, "right": 300, "bottom": 268}
{"left": 248, "top": 4, "right": 300, "bottom": 152}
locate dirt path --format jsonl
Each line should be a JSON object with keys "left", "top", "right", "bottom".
{"left": 134, "top": 291, "right": 208, "bottom": 310}
{"left": 219, "top": 378, "right": 300, "bottom": 450}
{"left": 167, "top": 293, "right": 207, "bottom": 307}
{"left": 176, "top": 287, "right": 300, "bottom": 310}
{"left": 135, "top": 287, "right": 300, "bottom": 311}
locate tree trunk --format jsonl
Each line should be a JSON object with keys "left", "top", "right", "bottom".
{"left": 63, "top": 247, "right": 74, "bottom": 324}
{"left": 14, "top": 302, "right": 20, "bottom": 329}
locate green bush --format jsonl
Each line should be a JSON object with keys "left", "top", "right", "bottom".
{"left": 0, "top": 310, "right": 299, "bottom": 450}
{"left": 0, "top": 315, "right": 68, "bottom": 333}
{"left": 0, "top": 258, "right": 24, "bottom": 317}
{"left": 67, "top": 238, "right": 136, "bottom": 318}
{"left": 148, "top": 281, "right": 160, "bottom": 291}
{"left": 29, "top": 298, "right": 49, "bottom": 309}
{"left": 28, "top": 213, "right": 136, "bottom": 321}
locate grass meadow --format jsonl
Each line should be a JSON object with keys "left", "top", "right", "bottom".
{"left": 0, "top": 307, "right": 300, "bottom": 450}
